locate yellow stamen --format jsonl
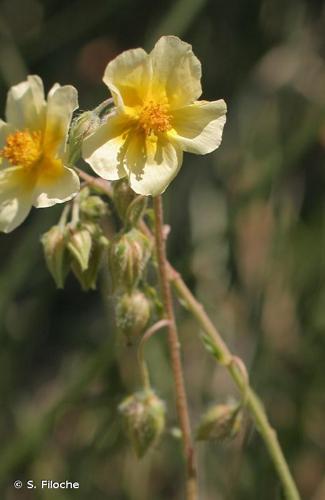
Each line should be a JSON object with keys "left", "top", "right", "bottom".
{"left": 0, "top": 129, "right": 43, "bottom": 168}
{"left": 138, "top": 101, "right": 171, "bottom": 135}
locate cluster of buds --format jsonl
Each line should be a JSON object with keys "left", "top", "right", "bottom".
{"left": 196, "top": 402, "right": 242, "bottom": 442}
{"left": 109, "top": 229, "right": 152, "bottom": 342}
{"left": 109, "top": 227, "right": 152, "bottom": 342}
{"left": 41, "top": 189, "right": 109, "bottom": 291}
{"left": 108, "top": 183, "right": 153, "bottom": 343}
{"left": 119, "top": 389, "right": 165, "bottom": 458}
{"left": 112, "top": 180, "right": 162, "bottom": 455}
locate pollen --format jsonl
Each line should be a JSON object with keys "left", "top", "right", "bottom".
{"left": 138, "top": 101, "right": 172, "bottom": 135}
{"left": 0, "top": 129, "right": 43, "bottom": 168}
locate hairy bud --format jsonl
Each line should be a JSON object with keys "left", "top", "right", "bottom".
{"left": 41, "top": 225, "right": 69, "bottom": 289}
{"left": 75, "top": 110, "right": 101, "bottom": 137}
{"left": 108, "top": 229, "right": 151, "bottom": 291}
{"left": 113, "top": 179, "right": 137, "bottom": 221}
{"left": 119, "top": 390, "right": 165, "bottom": 458}
{"left": 80, "top": 194, "right": 108, "bottom": 221}
{"left": 67, "top": 225, "right": 92, "bottom": 272}
{"left": 116, "top": 291, "right": 150, "bottom": 342}
{"left": 125, "top": 195, "right": 148, "bottom": 228}
{"left": 72, "top": 234, "right": 109, "bottom": 291}
{"left": 68, "top": 111, "right": 101, "bottom": 164}
{"left": 196, "top": 403, "right": 242, "bottom": 441}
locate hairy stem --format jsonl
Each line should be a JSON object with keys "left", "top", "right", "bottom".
{"left": 169, "top": 269, "right": 300, "bottom": 500}
{"left": 153, "top": 196, "right": 198, "bottom": 500}
{"left": 76, "top": 168, "right": 113, "bottom": 197}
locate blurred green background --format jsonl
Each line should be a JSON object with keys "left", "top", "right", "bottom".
{"left": 0, "top": 0, "right": 325, "bottom": 498}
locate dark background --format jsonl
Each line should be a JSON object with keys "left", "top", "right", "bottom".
{"left": 0, "top": 0, "right": 325, "bottom": 498}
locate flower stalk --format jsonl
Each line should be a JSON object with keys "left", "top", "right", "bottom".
{"left": 137, "top": 319, "right": 171, "bottom": 391}
{"left": 169, "top": 269, "right": 301, "bottom": 500}
{"left": 153, "top": 195, "right": 198, "bottom": 500}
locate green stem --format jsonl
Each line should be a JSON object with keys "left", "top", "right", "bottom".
{"left": 153, "top": 196, "right": 198, "bottom": 500}
{"left": 71, "top": 195, "right": 80, "bottom": 226}
{"left": 170, "top": 269, "right": 300, "bottom": 500}
{"left": 137, "top": 319, "right": 171, "bottom": 391}
{"left": 58, "top": 203, "right": 71, "bottom": 228}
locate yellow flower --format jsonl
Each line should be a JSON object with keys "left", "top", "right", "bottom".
{"left": 82, "top": 36, "right": 227, "bottom": 196}
{"left": 0, "top": 75, "right": 80, "bottom": 233}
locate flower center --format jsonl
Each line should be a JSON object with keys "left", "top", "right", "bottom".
{"left": 0, "top": 129, "right": 43, "bottom": 168}
{"left": 138, "top": 101, "right": 171, "bottom": 135}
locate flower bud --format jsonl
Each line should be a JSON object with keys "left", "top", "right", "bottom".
{"left": 196, "top": 403, "right": 242, "bottom": 441}
{"left": 108, "top": 228, "right": 151, "bottom": 291}
{"left": 125, "top": 195, "right": 148, "bottom": 227}
{"left": 41, "top": 225, "right": 69, "bottom": 288}
{"left": 80, "top": 195, "right": 107, "bottom": 221}
{"left": 72, "top": 234, "right": 109, "bottom": 291}
{"left": 68, "top": 111, "right": 101, "bottom": 164}
{"left": 113, "top": 179, "right": 136, "bottom": 221}
{"left": 119, "top": 390, "right": 165, "bottom": 458}
{"left": 116, "top": 291, "right": 150, "bottom": 342}
{"left": 76, "top": 111, "right": 101, "bottom": 137}
{"left": 67, "top": 225, "right": 92, "bottom": 272}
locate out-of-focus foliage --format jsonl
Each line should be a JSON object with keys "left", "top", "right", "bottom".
{"left": 0, "top": 0, "right": 325, "bottom": 499}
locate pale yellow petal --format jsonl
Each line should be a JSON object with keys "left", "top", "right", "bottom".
{"left": 5, "top": 75, "right": 46, "bottom": 130}
{"left": 0, "top": 169, "right": 32, "bottom": 233}
{"left": 32, "top": 166, "right": 80, "bottom": 208}
{"left": 149, "top": 36, "right": 202, "bottom": 108}
{"left": 170, "top": 100, "right": 227, "bottom": 154}
{"left": 125, "top": 134, "right": 183, "bottom": 196}
{"left": 82, "top": 113, "right": 130, "bottom": 180}
{"left": 45, "top": 84, "right": 78, "bottom": 156}
{"left": 103, "top": 48, "right": 150, "bottom": 107}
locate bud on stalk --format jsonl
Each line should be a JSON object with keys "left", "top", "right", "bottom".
{"left": 71, "top": 234, "right": 109, "bottom": 291}
{"left": 119, "top": 390, "right": 165, "bottom": 458}
{"left": 108, "top": 229, "right": 151, "bottom": 291}
{"left": 67, "top": 111, "right": 101, "bottom": 164}
{"left": 125, "top": 195, "right": 148, "bottom": 228}
{"left": 196, "top": 403, "right": 242, "bottom": 441}
{"left": 80, "top": 194, "right": 108, "bottom": 221}
{"left": 116, "top": 290, "right": 151, "bottom": 343}
{"left": 41, "top": 225, "right": 70, "bottom": 288}
{"left": 113, "top": 179, "right": 136, "bottom": 221}
{"left": 67, "top": 225, "right": 92, "bottom": 271}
